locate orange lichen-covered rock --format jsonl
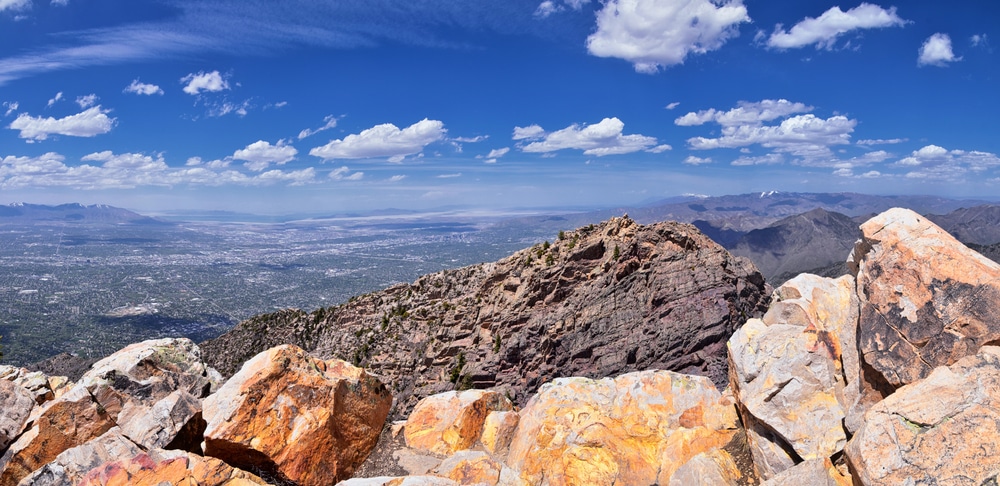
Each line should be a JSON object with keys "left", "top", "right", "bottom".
{"left": 506, "top": 370, "right": 739, "bottom": 486}
{"left": 435, "top": 450, "right": 502, "bottom": 485}
{"left": 78, "top": 448, "right": 268, "bottom": 486}
{"left": 203, "top": 344, "right": 392, "bottom": 486}
{"left": 850, "top": 208, "right": 1000, "bottom": 387}
{"left": 0, "top": 385, "right": 120, "bottom": 486}
{"left": 404, "top": 390, "right": 513, "bottom": 456}
{"left": 479, "top": 411, "right": 519, "bottom": 458}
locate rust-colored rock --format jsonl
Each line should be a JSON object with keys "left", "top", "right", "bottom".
{"left": 404, "top": 390, "right": 512, "bottom": 456}
{"left": 78, "top": 448, "right": 268, "bottom": 486}
{"left": 203, "top": 217, "right": 770, "bottom": 417}
{"left": 506, "top": 370, "right": 739, "bottom": 486}
{"left": 16, "top": 427, "right": 141, "bottom": 486}
{"left": 203, "top": 344, "right": 392, "bottom": 486}
{"left": 850, "top": 207, "right": 1000, "bottom": 387}
{"left": 0, "top": 385, "right": 119, "bottom": 486}
{"left": 846, "top": 346, "right": 1000, "bottom": 485}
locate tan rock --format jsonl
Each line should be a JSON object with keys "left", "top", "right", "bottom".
{"left": 116, "top": 389, "right": 203, "bottom": 451}
{"left": 728, "top": 317, "right": 847, "bottom": 478}
{"left": 0, "top": 367, "right": 55, "bottom": 405}
{"left": 77, "top": 448, "right": 268, "bottom": 486}
{"left": 17, "top": 427, "right": 141, "bottom": 486}
{"left": 506, "top": 370, "right": 738, "bottom": 486}
{"left": 203, "top": 344, "right": 392, "bottom": 486}
{"left": 762, "top": 458, "right": 850, "bottom": 486}
{"left": 668, "top": 450, "right": 742, "bottom": 486}
{"left": 79, "top": 337, "right": 222, "bottom": 401}
{"left": 405, "top": 390, "right": 513, "bottom": 456}
{"left": 850, "top": 208, "right": 1000, "bottom": 387}
{"left": 0, "top": 381, "right": 34, "bottom": 453}
{"left": 479, "top": 411, "right": 519, "bottom": 458}
{"left": 0, "top": 385, "right": 119, "bottom": 486}
{"left": 846, "top": 346, "right": 1000, "bottom": 485}
{"left": 435, "top": 450, "right": 502, "bottom": 485}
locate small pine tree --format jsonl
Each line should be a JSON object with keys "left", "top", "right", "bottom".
{"left": 0, "top": 334, "right": 4, "bottom": 361}
{"left": 613, "top": 244, "right": 620, "bottom": 260}
{"left": 558, "top": 230, "right": 566, "bottom": 240}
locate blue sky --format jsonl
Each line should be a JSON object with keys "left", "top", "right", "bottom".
{"left": 1, "top": 0, "right": 997, "bottom": 214}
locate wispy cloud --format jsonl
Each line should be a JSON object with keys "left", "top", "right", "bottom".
{"left": 298, "top": 115, "right": 339, "bottom": 140}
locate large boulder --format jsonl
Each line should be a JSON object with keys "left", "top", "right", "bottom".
{"left": 77, "top": 448, "right": 268, "bottom": 486}
{"left": 203, "top": 344, "right": 392, "bottom": 486}
{"left": 506, "top": 370, "right": 739, "bottom": 486}
{"left": 728, "top": 274, "right": 858, "bottom": 479}
{"left": 846, "top": 346, "right": 1000, "bottom": 485}
{"left": 404, "top": 390, "right": 513, "bottom": 456}
{"left": 0, "top": 381, "right": 34, "bottom": 453}
{"left": 850, "top": 207, "right": 1000, "bottom": 387}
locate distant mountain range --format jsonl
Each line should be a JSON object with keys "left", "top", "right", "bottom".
{"left": 0, "top": 203, "right": 169, "bottom": 225}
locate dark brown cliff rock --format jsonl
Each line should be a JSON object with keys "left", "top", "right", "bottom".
{"left": 202, "top": 216, "right": 770, "bottom": 417}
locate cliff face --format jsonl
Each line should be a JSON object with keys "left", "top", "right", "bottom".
{"left": 202, "top": 216, "right": 770, "bottom": 415}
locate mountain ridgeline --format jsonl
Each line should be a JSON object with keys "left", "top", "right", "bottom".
{"left": 202, "top": 216, "right": 770, "bottom": 416}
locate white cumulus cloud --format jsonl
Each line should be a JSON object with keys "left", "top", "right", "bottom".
{"left": 181, "top": 70, "right": 229, "bottom": 95}
{"left": 918, "top": 33, "right": 961, "bottom": 67}
{"left": 675, "top": 99, "right": 812, "bottom": 127}
{"left": 767, "top": 3, "right": 907, "bottom": 50}
{"left": 895, "top": 145, "right": 1000, "bottom": 181}
{"left": 8, "top": 106, "right": 116, "bottom": 141}
{"left": 586, "top": 0, "right": 749, "bottom": 73}
{"left": 124, "top": 79, "right": 164, "bottom": 96}
{"left": 309, "top": 119, "right": 446, "bottom": 162}
{"left": 688, "top": 114, "right": 857, "bottom": 157}
{"left": 520, "top": 117, "right": 660, "bottom": 156}
{"left": 513, "top": 125, "right": 546, "bottom": 140}
{"left": 232, "top": 140, "right": 298, "bottom": 172}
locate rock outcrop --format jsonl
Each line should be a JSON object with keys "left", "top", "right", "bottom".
{"left": 850, "top": 207, "right": 1000, "bottom": 388}
{"left": 404, "top": 390, "right": 512, "bottom": 456}
{"left": 203, "top": 216, "right": 770, "bottom": 417}
{"left": 846, "top": 346, "right": 1000, "bottom": 485}
{"left": 203, "top": 344, "right": 392, "bottom": 486}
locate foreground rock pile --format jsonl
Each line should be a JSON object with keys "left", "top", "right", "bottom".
{"left": 3, "top": 207, "right": 998, "bottom": 485}
{"left": 0, "top": 340, "right": 390, "bottom": 486}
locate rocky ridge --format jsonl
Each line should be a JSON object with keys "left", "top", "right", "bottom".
{"left": 202, "top": 216, "right": 770, "bottom": 416}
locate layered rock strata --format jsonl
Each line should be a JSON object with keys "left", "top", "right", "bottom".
{"left": 203, "top": 216, "right": 770, "bottom": 416}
